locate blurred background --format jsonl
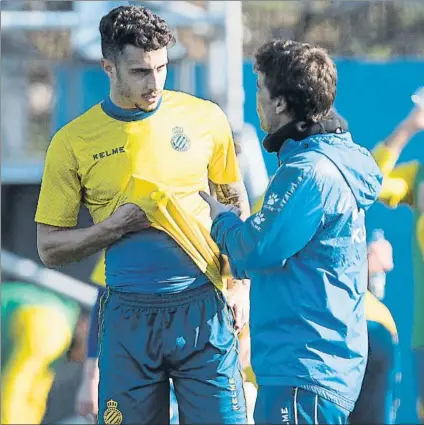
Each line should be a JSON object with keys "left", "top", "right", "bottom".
{"left": 1, "top": 0, "right": 423, "bottom": 423}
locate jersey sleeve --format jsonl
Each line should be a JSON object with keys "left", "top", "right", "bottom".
{"left": 208, "top": 104, "right": 242, "bottom": 185}
{"left": 35, "top": 129, "right": 82, "bottom": 227}
{"left": 372, "top": 142, "right": 419, "bottom": 207}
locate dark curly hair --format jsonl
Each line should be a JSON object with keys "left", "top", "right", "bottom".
{"left": 99, "top": 5, "right": 175, "bottom": 61}
{"left": 254, "top": 40, "right": 337, "bottom": 122}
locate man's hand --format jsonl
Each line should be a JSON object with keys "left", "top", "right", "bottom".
{"left": 227, "top": 278, "right": 250, "bottom": 334}
{"left": 76, "top": 376, "right": 98, "bottom": 419}
{"left": 199, "top": 191, "right": 241, "bottom": 220}
{"left": 404, "top": 106, "right": 424, "bottom": 134}
{"left": 37, "top": 203, "right": 151, "bottom": 268}
{"left": 76, "top": 358, "right": 99, "bottom": 419}
{"left": 368, "top": 239, "right": 394, "bottom": 275}
{"left": 109, "top": 203, "right": 151, "bottom": 236}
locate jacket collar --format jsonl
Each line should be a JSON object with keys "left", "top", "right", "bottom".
{"left": 262, "top": 111, "right": 348, "bottom": 154}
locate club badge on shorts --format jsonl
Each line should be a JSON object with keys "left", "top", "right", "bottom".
{"left": 170, "top": 126, "right": 191, "bottom": 152}
{"left": 104, "top": 400, "right": 123, "bottom": 424}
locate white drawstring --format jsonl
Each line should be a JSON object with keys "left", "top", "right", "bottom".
{"left": 314, "top": 394, "right": 319, "bottom": 424}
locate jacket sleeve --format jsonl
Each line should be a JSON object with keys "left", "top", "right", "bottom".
{"left": 211, "top": 163, "right": 324, "bottom": 274}
{"left": 372, "top": 143, "right": 419, "bottom": 207}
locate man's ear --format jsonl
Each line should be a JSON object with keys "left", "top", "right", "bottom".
{"left": 101, "top": 58, "right": 115, "bottom": 79}
{"left": 275, "top": 96, "right": 288, "bottom": 115}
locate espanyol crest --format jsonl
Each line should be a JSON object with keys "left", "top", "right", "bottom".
{"left": 170, "top": 126, "right": 191, "bottom": 152}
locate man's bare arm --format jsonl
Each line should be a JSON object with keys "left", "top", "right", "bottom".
{"left": 37, "top": 223, "right": 120, "bottom": 268}
{"left": 383, "top": 107, "right": 424, "bottom": 155}
{"left": 37, "top": 203, "right": 150, "bottom": 268}
{"left": 209, "top": 181, "right": 251, "bottom": 220}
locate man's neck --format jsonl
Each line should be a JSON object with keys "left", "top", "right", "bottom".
{"left": 269, "top": 116, "right": 293, "bottom": 135}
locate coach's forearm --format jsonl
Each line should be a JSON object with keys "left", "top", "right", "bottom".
{"left": 37, "top": 220, "right": 123, "bottom": 268}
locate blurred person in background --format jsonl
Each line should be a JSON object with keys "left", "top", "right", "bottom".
{"left": 1, "top": 281, "right": 88, "bottom": 425}
{"left": 372, "top": 103, "right": 424, "bottom": 422}
{"left": 201, "top": 40, "right": 382, "bottom": 424}
{"left": 349, "top": 232, "right": 401, "bottom": 424}
{"left": 75, "top": 260, "right": 104, "bottom": 423}
{"left": 35, "top": 4, "right": 250, "bottom": 424}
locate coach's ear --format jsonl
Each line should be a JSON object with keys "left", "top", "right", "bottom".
{"left": 101, "top": 58, "right": 116, "bottom": 80}
{"left": 275, "top": 96, "right": 288, "bottom": 116}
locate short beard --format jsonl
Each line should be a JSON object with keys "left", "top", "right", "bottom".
{"left": 116, "top": 73, "right": 132, "bottom": 101}
{"left": 135, "top": 102, "right": 156, "bottom": 113}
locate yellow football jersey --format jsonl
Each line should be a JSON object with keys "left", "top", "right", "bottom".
{"left": 35, "top": 90, "right": 241, "bottom": 230}
{"left": 36, "top": 91, "right": 242, "bottom": 291}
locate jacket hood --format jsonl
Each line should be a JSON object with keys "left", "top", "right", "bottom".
{"left": 302, "top": 132, "right": 382, "bottom": 210}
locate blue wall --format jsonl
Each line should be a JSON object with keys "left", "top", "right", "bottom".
{"left": 54, "top": 59, "right": 424, "bottom": 423}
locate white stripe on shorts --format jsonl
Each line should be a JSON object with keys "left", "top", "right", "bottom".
{"left": 293, "top": 387, "right": 299, "bottom": 425}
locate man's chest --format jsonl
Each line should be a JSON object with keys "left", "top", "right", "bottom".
{"left": 75, "top": 120, "right": 214, "bottom": 198}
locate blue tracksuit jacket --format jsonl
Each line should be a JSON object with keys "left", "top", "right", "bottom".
{"left": 211, "top": 131, "right": 383, "bottom": 411}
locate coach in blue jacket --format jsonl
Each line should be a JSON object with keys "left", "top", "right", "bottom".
{"left": 200, "top": 40, "right": 383, "bottom": 424}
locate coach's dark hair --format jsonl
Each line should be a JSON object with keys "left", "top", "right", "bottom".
{"left": 254, "top": 40, "right": 337, "bottom": 122}
{"left": 99, "top": 5, "right": 175, "bottom": 61}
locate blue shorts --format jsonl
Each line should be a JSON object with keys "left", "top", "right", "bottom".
{"left": 349, "top": 320, "right": 401, "bottom": 424}
{"left": 98, "top": 283, "right": 247, "bottom": 424}
{"left": 254, "top": 386, "right": 349, "bottom": 425}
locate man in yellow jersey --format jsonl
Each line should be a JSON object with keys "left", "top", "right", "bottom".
{"left": 35, "top": 5, "right": 250, "bottom": 424}
{"left": 1, "top": 281, "right": 87, "bottom": 424}
{"left": 372, "top": 104, "right": 424, "bottom": 422}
